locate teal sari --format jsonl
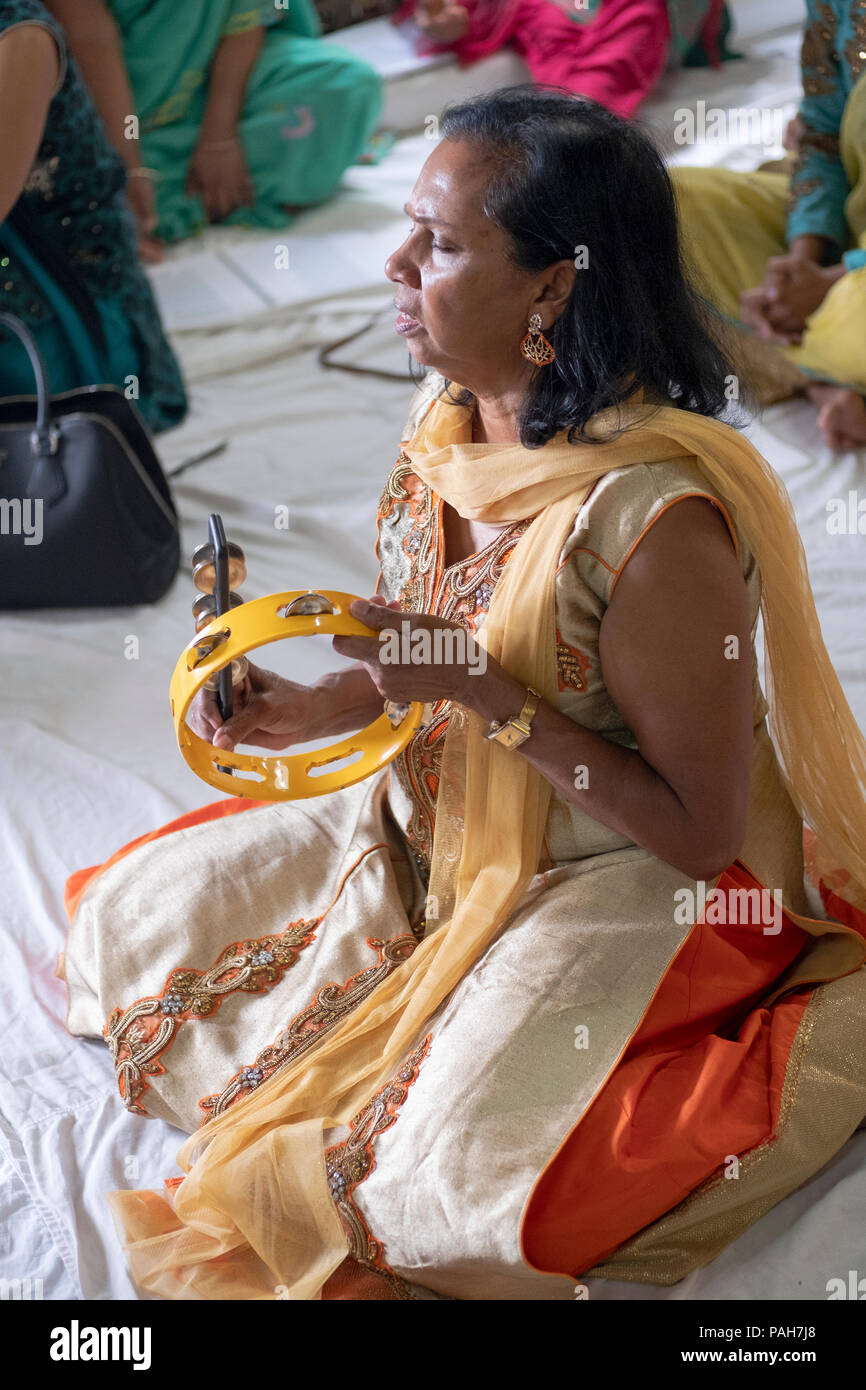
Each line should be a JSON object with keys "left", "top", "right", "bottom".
{"left": 107, "top": 0, "right": 383, "bottom": 243}
{"left": 0, "top": 0, "right": 185, "bottom": 431}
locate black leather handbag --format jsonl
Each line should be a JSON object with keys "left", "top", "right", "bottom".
{"left": 0, "top": 311, "right": 180, "bottom": 608}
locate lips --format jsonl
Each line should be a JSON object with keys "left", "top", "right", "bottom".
{"left": 394, "top": 301, "right": 421, "bottom": 327}
{"left": 395, "top": 303, "right": 423, "bottom": 337}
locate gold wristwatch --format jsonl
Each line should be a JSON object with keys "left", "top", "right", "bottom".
{"left": 485, "top": 686, "right": 541, "bottom": 749}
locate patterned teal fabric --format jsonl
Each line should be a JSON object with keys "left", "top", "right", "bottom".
{"left": 788, "top": 0, "right": 866, "bottom": 248}
{"left": 222, "top": 0, "right": 319, "bottom": 36}
{"left": 0, "top": 0, "right": 186, "bottom": 430}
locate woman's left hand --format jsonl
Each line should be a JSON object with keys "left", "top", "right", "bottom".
{"left": 186, "top": 135, "right": 254, "bottom": 222}
{"left": 332, "top": 596, "right": 491, "bottom": 705}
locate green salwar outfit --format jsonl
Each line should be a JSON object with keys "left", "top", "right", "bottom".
{"left": 108, "top": 0, "right": 383, "bottom": 243}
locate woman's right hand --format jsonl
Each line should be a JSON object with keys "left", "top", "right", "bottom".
{"left": 186, "top": 662, "right": 317, "bottom": 752}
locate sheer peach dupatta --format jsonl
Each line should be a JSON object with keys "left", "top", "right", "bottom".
{"left": 108, "top": 393, "right": 866, "bottom": 1298}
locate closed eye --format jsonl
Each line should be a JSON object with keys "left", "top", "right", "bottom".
{"left": 403, "top": 205, "right": 459, "bottom": 254}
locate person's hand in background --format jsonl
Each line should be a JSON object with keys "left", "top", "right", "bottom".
{"left": 125, "top": 170, "right": 163, "bottom": 263}
{"left": 740, "top": 255, "right": 837, "bottom": 343}
{"left": 783, "top": 114, "right": 804, "bottom": 152}
{"left": 186, "top": 136, "right": 255, "bottom": 223}
{"left": 415, "top": 0, "right": 470, "bottom": 44}
{"left": 807, "top": 385, "right": 866, "bottom": 451}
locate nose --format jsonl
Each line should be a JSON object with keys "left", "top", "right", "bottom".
{"left": 385, "top": 233, "right": 421, "bottom": 289}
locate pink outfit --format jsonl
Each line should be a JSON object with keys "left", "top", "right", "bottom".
{"left": 396, "top": 0, "right": 672, "bottom": 118}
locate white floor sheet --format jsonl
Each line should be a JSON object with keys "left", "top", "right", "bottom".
{"left": 1, "top": 0, "right": 864, "bottom": 1301}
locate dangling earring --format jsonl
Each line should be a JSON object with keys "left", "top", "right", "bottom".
{"left": 521, "top": 313, "right": 555, "bottom": 366}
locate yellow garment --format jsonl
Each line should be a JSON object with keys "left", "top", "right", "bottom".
{"left": 108, "top": 393, "right": 866, "bottom": 1299}
{"left": 673, "top": 71, "right": 866, "bottom": 394}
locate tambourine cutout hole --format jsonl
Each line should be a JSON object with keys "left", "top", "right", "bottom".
{"left": 306, "top": 748, "right": 364, "bottom": 778}
{"left": 218, "top": 764, "right": 266, "bottom": 784}
{"left": 277, "top": 594, "right": 338, "bottom": 619}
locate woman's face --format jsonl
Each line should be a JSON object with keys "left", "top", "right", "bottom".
{"left": 385, "top": 139, "right": 572, "bottom": 396}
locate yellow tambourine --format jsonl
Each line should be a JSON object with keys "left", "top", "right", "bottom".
{"left": 170, "top": 590, "right": 423, "bottom": 800}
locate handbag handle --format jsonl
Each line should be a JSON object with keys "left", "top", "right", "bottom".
{"left": 0, "top": 309, "right": 59, "bottom": 456}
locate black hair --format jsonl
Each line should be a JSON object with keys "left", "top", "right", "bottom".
{"left": 436, "top": 86, "right": 746, "bottom": 447}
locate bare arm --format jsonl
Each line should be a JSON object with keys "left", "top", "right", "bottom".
{"left": 788, "top": 234, "right": 838, "bottom": 265}
{"left": 462, "top": 499, "right": 753, "bottom": 881}
{"left": 185, "top": 28, "right": 263, "bottom": 221}
{"left": 337, "top": 499, "right": 754, "bottom": 883}
{"left": 44, "top": 1, "right": 138, "bottom": 167}
{"left": 199, "top": 27, "right": 264, "bottom": 146}
{"left": 0, "top": 24, "right": 61, "bottom": 222}
{"left": 44, "top": 0, "right": 162, "bottom": 257}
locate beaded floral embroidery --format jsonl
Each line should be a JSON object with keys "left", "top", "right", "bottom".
{"left": 198, "top": 934, "right": 419, "bottom": 1124}
{"left": 104, "top": 916, "right": 320, "bottom": 1115}
{"left": 325, "top": 1035, "right": 432, "bottom": 1297}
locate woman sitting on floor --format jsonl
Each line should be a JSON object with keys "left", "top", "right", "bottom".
{"left": 45, "top": 0, "right": 382, "bottom": 259}
{"left": 62, "top": 88, "right": 866, "bottom": 1301}
{"left": 0, "top": 0, "right": 185, "bottom": 430}
{"left": 673, "top": 0, "right": 866, "bottom": 451}
{"left": 396, "top": 0, "right": 734, "bottom": 119}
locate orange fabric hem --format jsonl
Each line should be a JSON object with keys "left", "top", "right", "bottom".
{"left": 520, "top": 859, "right": 818, "bottom": 1278}
{"left": 609, "top": 491, "right": 739, "bottom": 600}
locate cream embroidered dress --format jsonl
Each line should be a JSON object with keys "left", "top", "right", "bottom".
{"left": 62, "top": 376, "right": 866, "bottom": 1299}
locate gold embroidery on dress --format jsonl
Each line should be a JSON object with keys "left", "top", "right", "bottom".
{"left": 378, "top": 449, "right": 414, "bottom": 518}
{"left": 435, "top": 521, "right": 530, "bottom": 627}
{"left": 198, "top": 935, "right": 419, "bottom": 1124}
{"left": 845, "top": 0, "right": 866, "bottom": 80}
{"left": 798, "top": 128, "right": 841, "bottom": 159}
{"left": 801, "top": 1, "right": 839, "bottom": 96}
{"left": 556, "top": 633, "right": 589, "bottom": 692}
{"left": 390, "top": 504, "right": 530, "bottom": 868}
{"left": 325, "top": 1035, "right": 432, "bottom": 1299}
{"left": 104, "top": 917, "right": 319, "bottom": 1116}
{"left": 788, "top": 174, "right": 825, "bottom": 214}
{"left": 790, "top": 124, "right": 843, "bottom": 215}
{"left": 391, "top": 707, "right": 453, "bottom": 870}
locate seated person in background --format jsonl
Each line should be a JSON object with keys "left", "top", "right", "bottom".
{"left": 0, "top": 0, "right": 185, "bottom": 431}
{"left": 395, "top": 0, "right": 734, "bottom": 119}
{"left": 673, "top": 0, "right": 866, "bottom": 451}
{"left": 45, "top": 0, "right": 383, "bottom": 260}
